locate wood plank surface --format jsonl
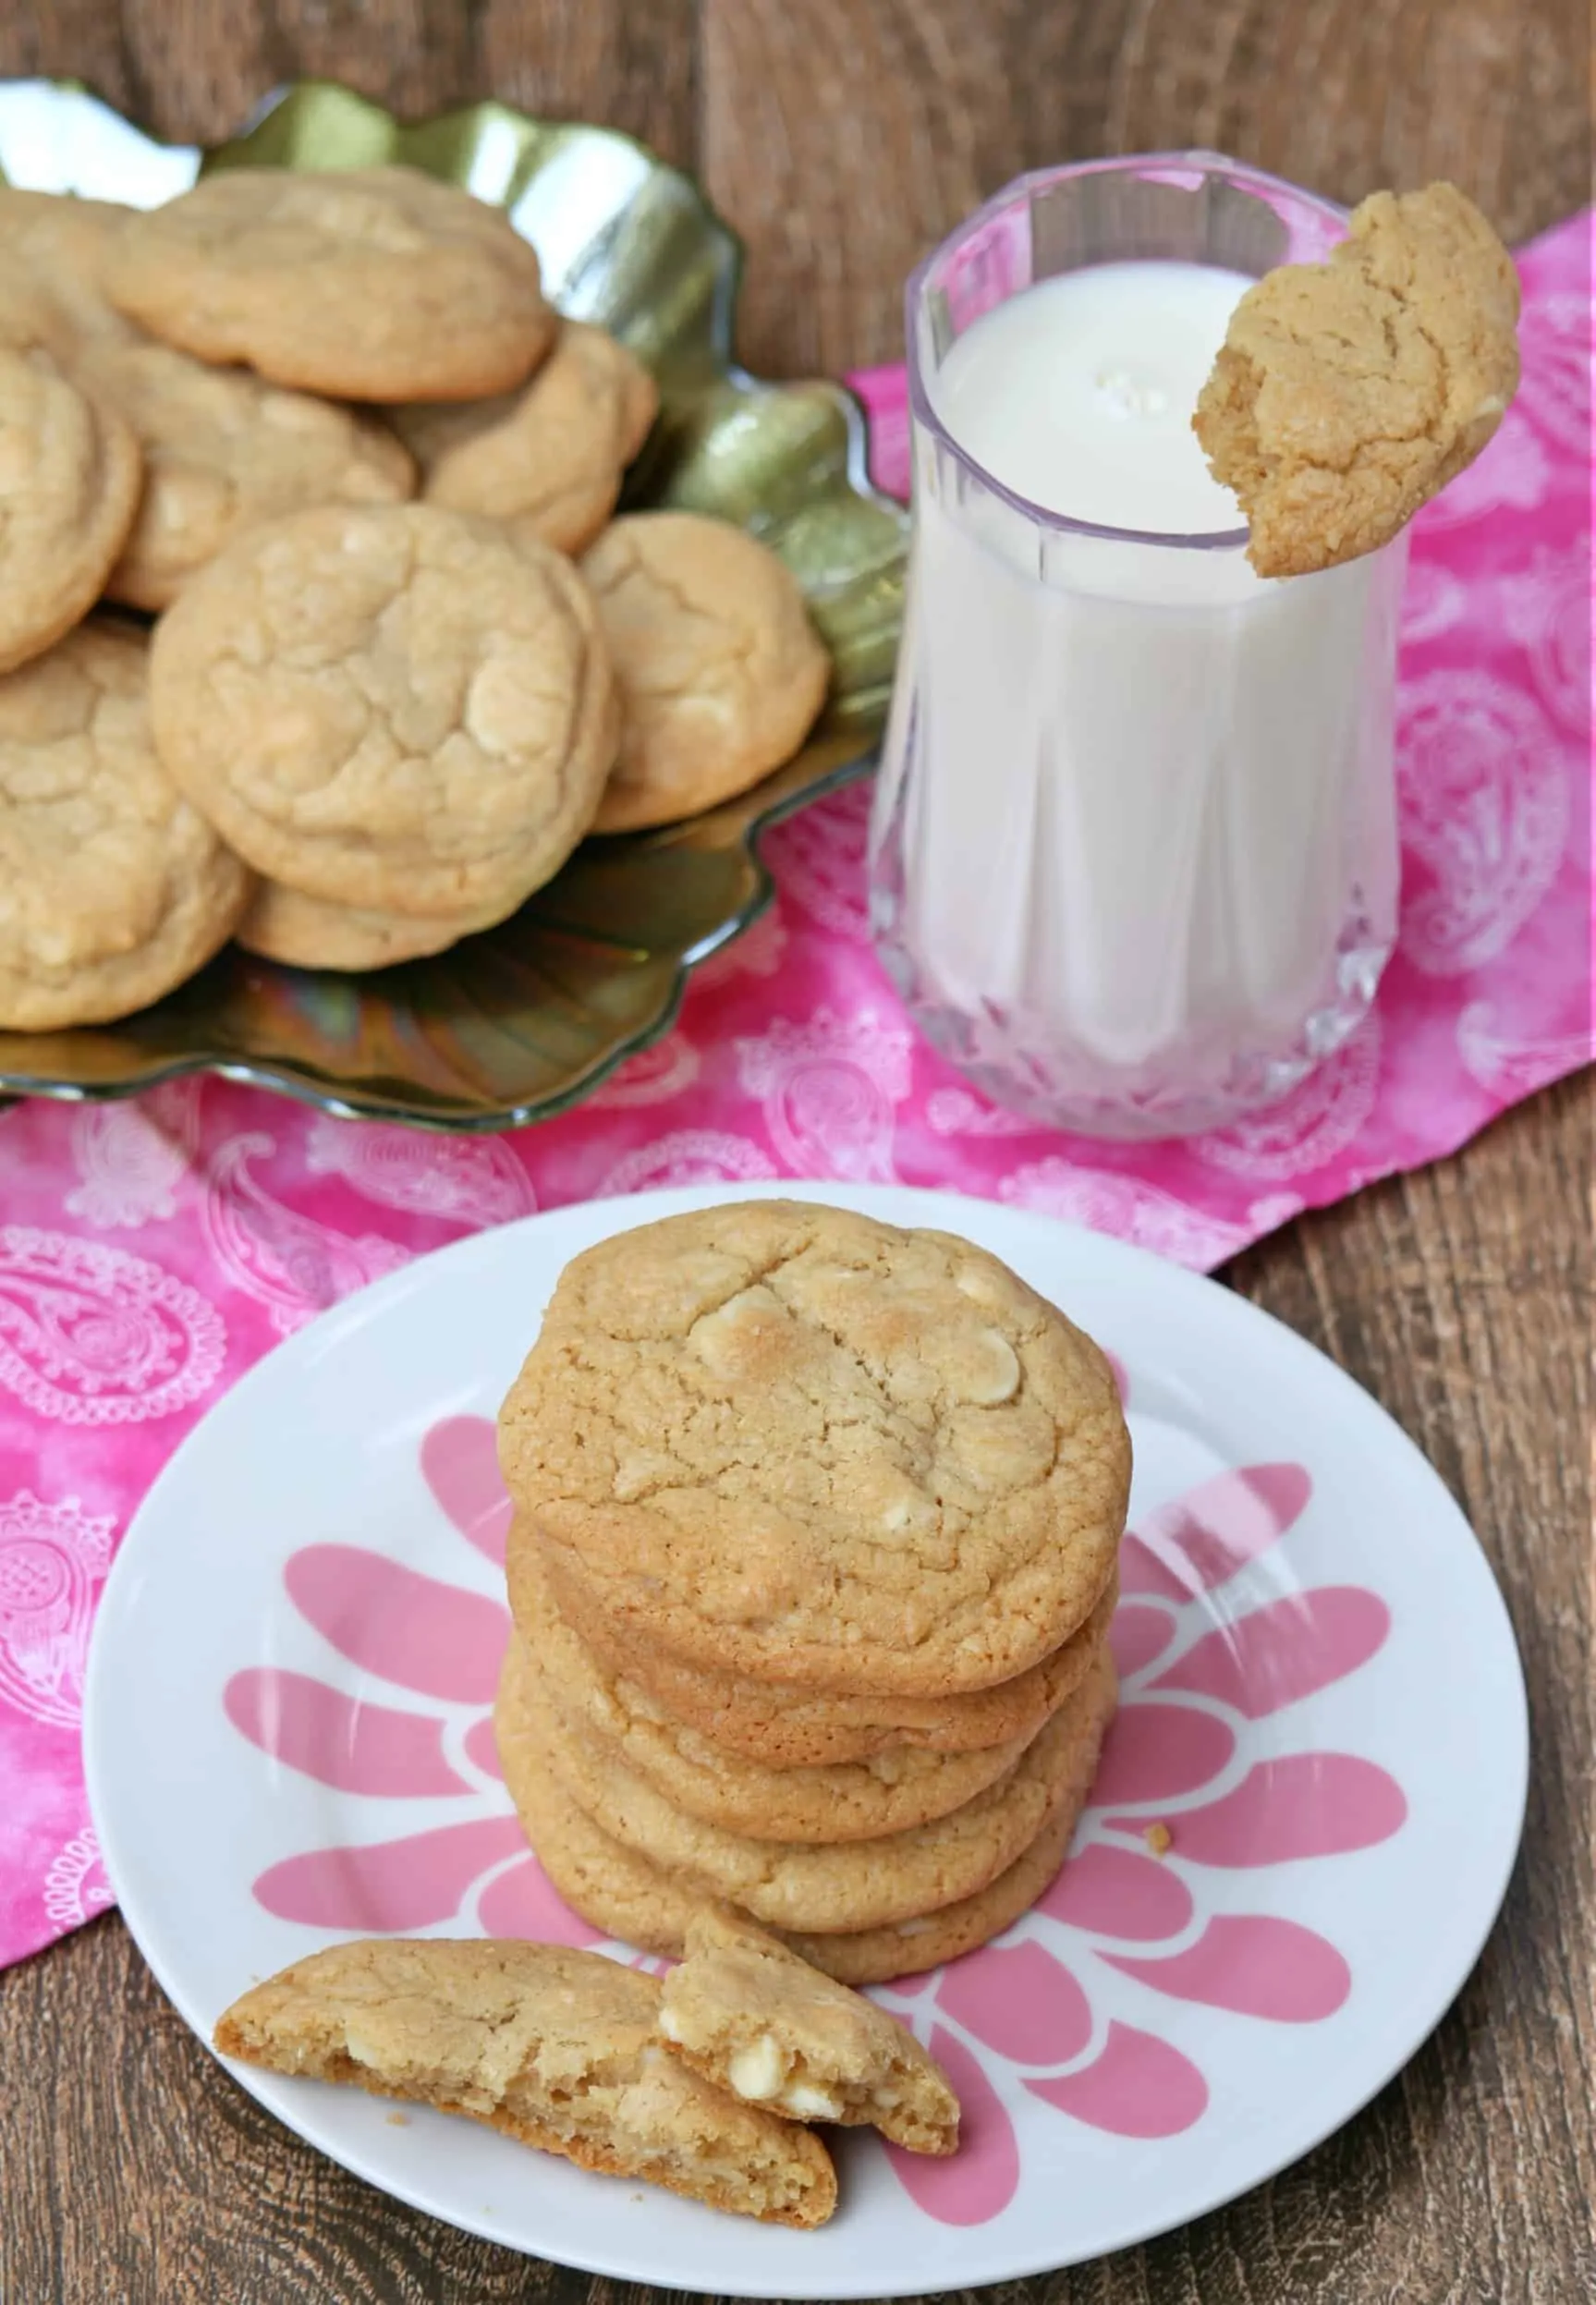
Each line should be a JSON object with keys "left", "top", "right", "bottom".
{"left": 0, "top": 6, "right": 1590, "bottom": 2302}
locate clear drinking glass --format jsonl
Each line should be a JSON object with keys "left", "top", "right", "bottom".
{"left": 869, "top": 154, "right": 1407, "bottom": 1140}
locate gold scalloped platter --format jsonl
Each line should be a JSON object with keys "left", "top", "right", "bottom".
{"left": 0, "top": 79, "right": 906, "bottom": 1128}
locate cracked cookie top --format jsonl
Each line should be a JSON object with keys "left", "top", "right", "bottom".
{"left": 580, "top": 511, "right": 829, "bottom": 833}
{"left": 498, "top": 1199, "right": 1129, "bottom": 1696}
{"left": 106, "top": 165, "right": 554, "bottom": 402}
{"left": 1194, "top": 181, "right": 1520, "bottom": 577}
{"left": 0, "top": 621, "right": 250, "bottom": 1030}
{"left": 0, "top": 319, "right": 142, "bottom": 676}
{"left": 148, "top": 503, "right": 618, "bottom": 919}
{"left": 0, "top": 189, "right": 416, "bottom": 614}
{"left": 395, "top": 320, "right": 657, "bottom": 558}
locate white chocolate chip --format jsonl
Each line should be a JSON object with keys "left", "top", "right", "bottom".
{"left": 781, "top": 2079, "right": 845, "bottom": 2121}
{"left": 961, "top": 1328, "right": 1021, "bottom": 1406}
{"left": 874, "top": 1470, "right": 936, "bottom": 1537}
{"left": 688, "top": 1286, "right": 784, "bottom": 1377}
{"left": 657, "top": 2005, "right": 683, "bottom": 2043}
{"left": 727, "top": 2033, "right": 786, "bottom": 2102}
{"left": 954, "top": 1262, "right": 1008, "bottom": 1311}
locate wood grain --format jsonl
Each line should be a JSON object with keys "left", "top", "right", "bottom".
{"left": 0, "top": 6, "right": 1590, "bottom": 2303}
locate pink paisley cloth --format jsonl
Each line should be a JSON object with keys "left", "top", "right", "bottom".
{"left": 0, "top": 212, "right": 1588, "bottom": 1974}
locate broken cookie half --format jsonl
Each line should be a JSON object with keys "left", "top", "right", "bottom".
{"left": 659, "top": 1905, "right": 960, "bottom": 2155}
{"left": 214, "top": 1936, "right": 836, "bottom": 2227}
{"left": 1194, "top": 181, "right": 1520, "bottom": 577}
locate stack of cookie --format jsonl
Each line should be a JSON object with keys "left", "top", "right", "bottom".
{"left": 0, "top": 166, "right": 830, "bottom": 1031}
{"left": 493, "top": 1199, "right": 1129, "bottom": 1985}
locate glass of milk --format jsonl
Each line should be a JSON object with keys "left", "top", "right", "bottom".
{"left": 869, "top": 153, "right": 1407, "bottom": 1139}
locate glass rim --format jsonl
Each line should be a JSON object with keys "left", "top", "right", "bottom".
{"left": 904, "top": 149, "right": 1351, "bottom": 555}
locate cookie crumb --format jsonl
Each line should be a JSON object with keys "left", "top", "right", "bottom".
{"left": 1143, "top": 1823, "right": 1173, "bottom": 1857}
{"left": 386, "top": 2112, "right": 410, "bottom": 2127}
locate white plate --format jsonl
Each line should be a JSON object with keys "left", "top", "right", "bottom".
{"left": 84, "top": 1183, "right": 1528, "bottom": 2295}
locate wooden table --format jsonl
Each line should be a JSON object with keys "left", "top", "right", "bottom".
{"left": 1, "top": 6, "right": 1590, "bottom": 2300}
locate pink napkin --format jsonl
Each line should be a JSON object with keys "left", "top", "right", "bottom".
{"left": 0, "top": 212, "right": 1588, "bottom": 1975}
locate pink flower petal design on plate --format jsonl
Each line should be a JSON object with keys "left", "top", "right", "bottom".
{"left": 1036, "top": 1841, "right": 1194, "bottom": 1941}
{"left": 224, "top": 1668, "right": 471, "bottom": 1797}
{"left": 285, "top": 1544, "right": 507, "bottom": 1703}
{"left": 1110, "top": 1603, "right": 1178, "bottom": 1678}
{"left": 885, "top": 2026, "right": 1019, "bottom": 2225}
{"left": 1087, "top": 1701, "right": 1236, "bottom": 1809}
{"left": 1103, "top": 1914, "right": 1351, "bottom": 2021}
{"left": 420, "top": 1416, "right": 513, "bottom": 1567}
{"left": 1026, "top": 2021, "right": 1208, "bottom": 2138}
{"left": 1115, "top": 1753, "right": 1407, "bottom": 1865}
{"left": 1105, "top": 1351, "right": 1129, "bottom": 1407}
{"left": 1119, "top": 1465, "right": 1311, "bottom": 1601}
{"left": 253, "top": 1817, "right": 526, "bottom": 1929}
{"left": 1149, "top": 1588, "right": 1391, "bottom": 1717}
{"left": 476, "top": 1855, "right": 604, "bottom": 1946}
{"left": 875, "top": 1972, "right": 934, "bottom": 1998}
{"left": 463, "top": 1714, "right": 504, "bottom": 1781}
{"left": 934, "top": 1938, "right": 1091, "bottom": 2065}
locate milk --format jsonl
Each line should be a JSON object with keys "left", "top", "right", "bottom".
{"left": 932, "top": 262, "right": 1250, "bottom": 534}
{"left": 871, "top": 257, "right": 1405, "bottom": 1131}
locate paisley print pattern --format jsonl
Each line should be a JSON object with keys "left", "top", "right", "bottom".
{"left": 0, "top": 1227, "right": 226, "bottom": 1426}
{"left": 0, "top": 1491, "right": 116, "bottom": 1726}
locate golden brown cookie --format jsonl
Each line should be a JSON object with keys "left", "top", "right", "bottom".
{"left": 498, "top": 1200, "right": 1130, "bottom": 1696}
{"left": 0, "top": 188, "right": 131, "bottom": 340}
{"left": 91, "top": 338, "right": 417, "bottom": 612}
{"left": 659, "top": 1907, "right": 960, "bottom": 2152}
{"left": 580, "top": 513, "right": 829, "bottom": 832}
{"left": 495, "top": 1646, "right": 1116, "bottom": 1985}
{"left": 150, "top": 504, "right": 618, "bottom": 919}
{"left": 394, "top": 321, "right": 658, "bottom": 556}
{"left": 0, "top": 188, "right": 415, "bottom": 610}
{"left": 235, "top": 879, "right": 515, "bottom": 970}
{"left": 0, "top": 620, "right": 251, "bottom": 1031}
{"left": 508, "top": 1544, "right": 1042, "bottom": 1842}
{"left": 540, "top": 1551, "right": 1118, "bottom": 1769}
{"left": 106, "top": 165, "right": 555, "bottom": 402}
{"left": 1194, "top": 182, "right": 1520, "bottom": 577}
{"left": 0, "top": 335, "right": 142, "bottom": 675}
{"left": 508, "top": 1633, "right": 1107, "bottom": 1934}
{"left": 214, "top": 1936, "right": 836, "bottom": 2227}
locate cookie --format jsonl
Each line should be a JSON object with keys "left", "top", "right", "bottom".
{"left": 149, "top": 505, "right": 618, "bottom": 919}
{"left": 659, "top": 1907, "right": 960, "bottom": 2152}
{"left": 0, "top": 189, "right": 131, "bottom": 340}
{"left": 394, "top": 321, "right": 658, "bottom": 557}
{"left": 509, "top": 1539, "right": 1043, "bottom": 1841}
{"left": 1195, "top": 182, "right": 1520, "bottom": 578}
{"left": 89, "top": 338, "right": 417, "bottom": 612}
{"left": 498, "top": 1200, "right": 1130, "bottom": 1696}
{"left": 106, "top": 165, "right": 554, "bottom": 402}
{"left": 0, "top": 188, "right": 415, "bottom": 610}
{"left": 542, "top": 1551, "right": 1119, "bottom": 1769}
{"left": 0, "top": 335, "right": 142, "bottom": 675}
{"left": 506, "top": 1634, "right": 1107, "bottom": 1934}
{"left": 0, "top": 621, "right": 251, "bottom": 1031}
{"left": 496, "top": 1647, "right": 1116, "bottom": 1985}
{"left": 579, "top": 513, "right": 830, "bottom": 833}
{"left": 235, "top": 878, "right": 514, "bottom": 970}
{"left": 214, "top": 1936, "right": 835, "bottom": 2227}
